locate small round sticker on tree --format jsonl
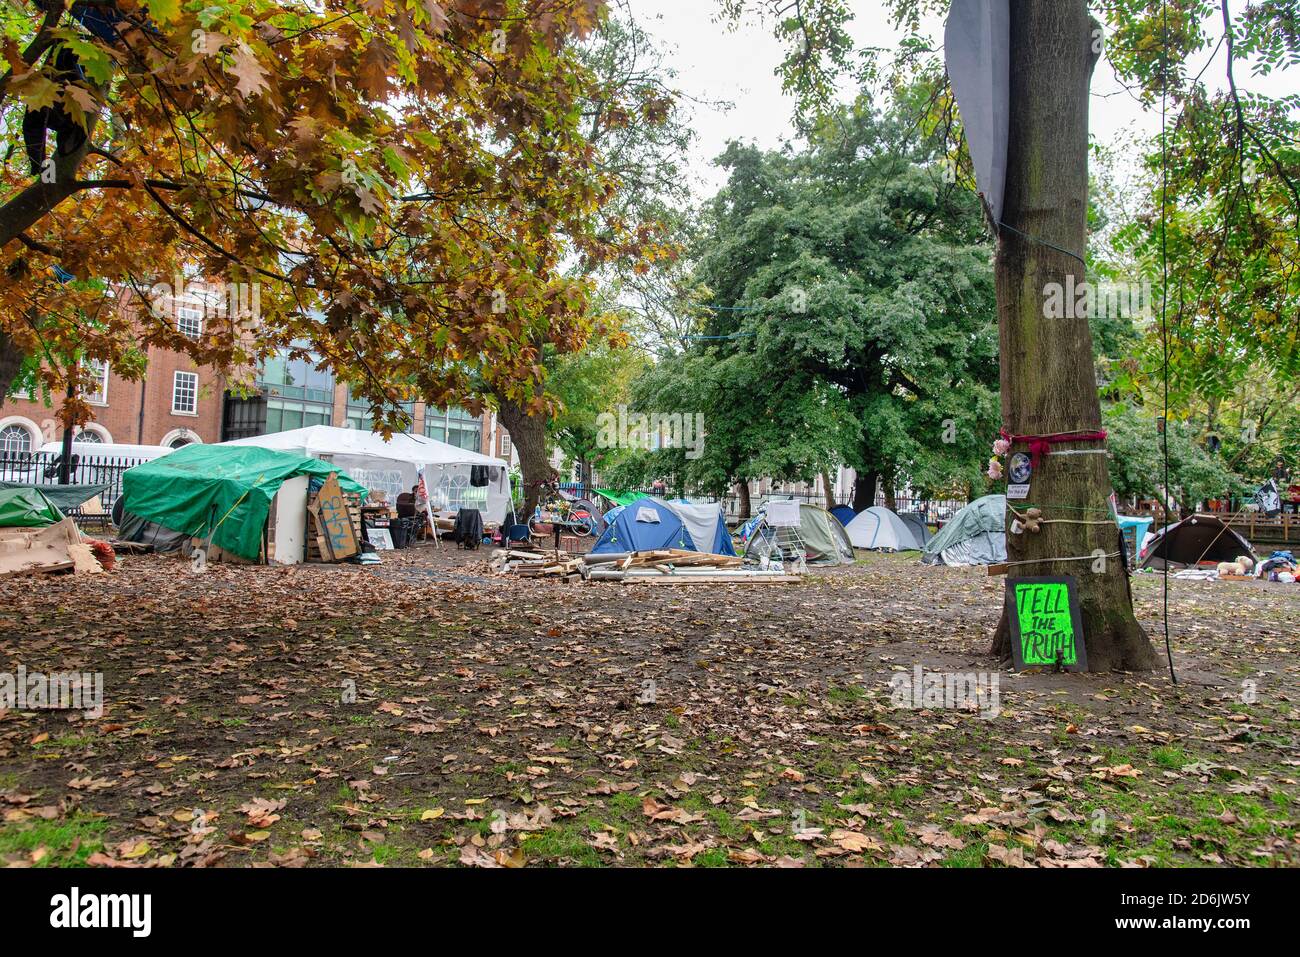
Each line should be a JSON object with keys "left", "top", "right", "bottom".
{"left": 1009, "top": 452, "right": 1032, "bottom": 484}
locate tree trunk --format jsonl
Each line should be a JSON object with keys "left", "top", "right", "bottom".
{"left": 820, "top": 469, "right": 835, "bottom": 509}
{"left": 989, "top": 0, "right": 1157, "bottom": 672}
{"left": 0, "top": 329, "right": 23, "bottom": 403}
{"left": 735, "top": 479, "right": 751, "bottom": 522}
{"left": 497, "top": 397, "right": 554, "bottom": 517}
{"left": 883, "top": 476, "right": 897, "bottom": 512}
{"left": 852, "top": 471, "right": 877, "bottom": 512}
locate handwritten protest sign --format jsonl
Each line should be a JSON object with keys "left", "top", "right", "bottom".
{"left": 1005, "top": 576, "right": 1087, "bottom": 671}
{"left": 313, "top": 472, "right": 358, "bottom": 561}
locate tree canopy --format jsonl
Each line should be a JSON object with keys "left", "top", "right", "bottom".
{"left": 0, "top": 0, "right": 653, "bottom": 432}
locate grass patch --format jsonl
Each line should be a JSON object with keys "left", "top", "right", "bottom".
{"left": 0, "top": 815, "right": 108, "bottom": 866}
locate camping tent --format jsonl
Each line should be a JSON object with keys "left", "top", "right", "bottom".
{"left": 743, "top": 502, "right": 854, "bottom": 565}
{"left": 0, "top": 486, "right": 64, "bottom": 528}
{"left": 899, "top": 512, "right": 932, "bottom": 548}
{"left": 590, "top": 498, "right": 735, "bottom": 556}
{"left": 829, "top": 505, "right": 857, "bottom": 528}
{"left": 1138, "top": 514, "right": 1256, "bottom": 569}
{"left": 844, "top": 506, "right": 923, "bottom": 551}
{"left": 123, "top": 444, "right": 368, "bottom": 561}
{"left": 922, "top": 495, "right": 1006, "bottom": 566}
{"left": 221, "top": 425, "right": 511, "bottom": 523}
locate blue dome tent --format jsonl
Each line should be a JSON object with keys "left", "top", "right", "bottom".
{"left": 830, "top": 505, "right": 857, "bottom": 528}
{"left": 590, "top": 498, "right": 736, "bottom": 556}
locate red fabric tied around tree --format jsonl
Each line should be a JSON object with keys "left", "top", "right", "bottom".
{"left": 999, "top": 428, "right": 1108, "bottom": 470}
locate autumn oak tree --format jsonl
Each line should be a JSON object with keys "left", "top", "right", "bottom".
{"left": 0, "top": 0, "right": 655, "bottom": 441}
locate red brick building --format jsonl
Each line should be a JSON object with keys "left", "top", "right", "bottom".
{"left": 0, "top": 346, "right": 222, "bottom": 454}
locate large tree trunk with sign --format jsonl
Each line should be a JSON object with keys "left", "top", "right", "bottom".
{"left": 988, "top": 0, "right": 1157, "bottom": 671}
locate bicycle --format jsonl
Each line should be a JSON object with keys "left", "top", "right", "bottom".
{"left": 527, "top": 483, "right": 597, "bottom": 537}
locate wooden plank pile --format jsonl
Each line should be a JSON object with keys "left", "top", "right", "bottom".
{"left": 490, "top": 546, "right": 800, "bottom": 584}
{"left": 490, "top": 543, "right": 583, "bottom": 581}
{"left": 586, "top": 549, "right": 799, "bottom": 584}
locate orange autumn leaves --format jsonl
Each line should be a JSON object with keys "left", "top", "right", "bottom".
{"left": 1, "top": 0, "right": 652, "bottom": 428}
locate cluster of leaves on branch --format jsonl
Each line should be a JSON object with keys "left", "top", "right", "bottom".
{"left": 0, "top": 0, "right": 669, "bottom": 432}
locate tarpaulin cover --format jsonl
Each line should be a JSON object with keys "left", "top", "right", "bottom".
{"left": 0, "top": 482, "right": 108, "bottom": 513}
{"left": 123, "top": 444, "right": 367, "bottom": 561}
{"left": 922, "top": 494, "right": 1006, "bottom": 566}
{"left": 594, "top": 488, "right": 650, "bottom": 507}
{"left": 0, "top": 486, "right": 65, "bottom": 527}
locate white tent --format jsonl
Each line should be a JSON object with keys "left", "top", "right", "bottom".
{"left": 844, "top": 506, "right": 923, "bottom": 551}
{"left": 221, "top": 425, "right": 511, "bottom": 522}
{"left": 39, "top": 441, "right": 175, "bottom": 462}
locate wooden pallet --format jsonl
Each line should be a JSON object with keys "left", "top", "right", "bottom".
{"left": 306, "top": 491, "right": 363, "bottom": 562}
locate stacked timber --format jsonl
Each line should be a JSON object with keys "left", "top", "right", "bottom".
{"left": 490, "top": 545, "right": 583, "bottom": 580}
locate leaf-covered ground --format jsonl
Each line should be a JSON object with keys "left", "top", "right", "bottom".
{"left": 0, "top": 545, "right": 1295, "bottom": 868}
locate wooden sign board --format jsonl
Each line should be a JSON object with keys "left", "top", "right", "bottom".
{"left": 1005, "top": 575, "right": 1088, "bottom": 672}
{"left": 313, "top": 473, "right": 359, "bottom": 561}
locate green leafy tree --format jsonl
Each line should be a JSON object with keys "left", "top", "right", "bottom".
{"left": 687, "top": 94, "right": 999, "bottom": 509}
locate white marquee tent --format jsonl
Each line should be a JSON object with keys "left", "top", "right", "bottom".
{"left": 221, "top": 425, "right": 511, "bottom": 522}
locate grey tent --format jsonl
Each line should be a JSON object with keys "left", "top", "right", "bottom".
{"left": 844, "top": 506, "right": 922, "bottom": 551}
{"left": 922, "top": 495, "right": 1006, "bottom": 566}
{"left": 899, "top": 512, "right": 932, "bottom": 548}
{"left": 743, "top": 502, "right": 854, "bottom": 565}
{"left": 1138, "top": 514, "right": 1256, "bottom": 570}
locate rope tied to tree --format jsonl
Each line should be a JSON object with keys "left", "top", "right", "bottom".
{"left": 1007, "top": 504, "right": 1116, "bottom": 535}
{"left": 999, "top": 427, "right": 1108, "bottom": 470}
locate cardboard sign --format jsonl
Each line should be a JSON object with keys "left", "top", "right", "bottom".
{"left": 314, "top": 473, "right": 358, "bottom": 560}
{"left": 1005, "top": 576, "right": 1087, "bottom": 671}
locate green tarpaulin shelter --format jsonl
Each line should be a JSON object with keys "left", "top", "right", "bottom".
{"left": 123, "top": 444, "right": 367, "bottom": 561}
{"left": 0, "top": 486, "right": 65, "bottom": 528}
{"left": 0, "top": 482, "right": 108, "bottom": 513}
{"left": 594, "top": 489, "right": 650, "bottom": 507}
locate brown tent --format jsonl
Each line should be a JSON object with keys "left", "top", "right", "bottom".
{"left": 1138, "top": 514, "right": 1256, "bottom": 570}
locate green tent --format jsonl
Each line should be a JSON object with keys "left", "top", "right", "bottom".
{"left": 921, "top": 495, "right": 1005, "bottom": 566}
{"left": 742, "top": 502, "right": 855, "bottom": 565}
{"left": 0, "top": 486, "right": 65, "bottom": 528}
{"left": 123, "top": 444, "right": 367, "bottom": 561}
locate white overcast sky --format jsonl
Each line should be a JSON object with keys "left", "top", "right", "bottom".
{"left": 631, "top": 1, "right": 1293, "bottom": 201}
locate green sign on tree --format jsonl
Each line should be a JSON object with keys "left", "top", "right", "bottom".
{"left": 1005, "top": 576, "right": 1088, "bottom": 672}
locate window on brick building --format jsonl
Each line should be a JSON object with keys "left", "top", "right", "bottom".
{"left": 176, "top": 301, "right": 204, "bottom": 340}
{"left": 83, "top": 360, "right": 109, "bottom": 405}
{"left": 173, "top": 371, "right": 198, "bottom": 414}
{"left": 0, "top": 424, "right": 34, "bottom": 456}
